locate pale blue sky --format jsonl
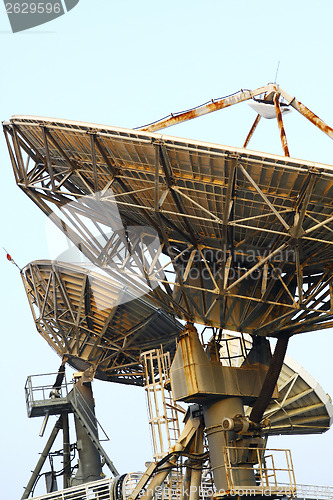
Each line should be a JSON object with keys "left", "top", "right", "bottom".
{"left": 0, "top": 1, "right": 333, "bottom": 497}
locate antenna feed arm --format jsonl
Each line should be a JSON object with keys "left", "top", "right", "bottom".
{"left": 222, "top": 415, "right": 270, "bottom": 435}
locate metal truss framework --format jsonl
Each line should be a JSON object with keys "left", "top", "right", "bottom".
{"left": 22, "top": 261, "right": 181, "bottom": 385}
{"left": 3, "top": 85, "right": 333, "bottom": 338}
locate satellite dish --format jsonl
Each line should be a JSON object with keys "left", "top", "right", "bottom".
{"left": 219, "top": 332, "right": 333, "bottom": 435}
{"left": 5, "top": 116, "right": 333, "bottom": 337}
{"left": 22, "top": 260, "right": 182, "bottom": 384}
{"left": 4, "top": 85, "right": 333, "bottom": 496}
{"left": 261, "top": 354, "right": 333, "bottom": 435}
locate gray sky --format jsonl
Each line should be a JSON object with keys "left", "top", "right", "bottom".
{"left": 0, "top": 1, "right": 333, "bottom": 497}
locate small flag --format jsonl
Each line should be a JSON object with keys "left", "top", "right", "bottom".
{"left": 3, "top": 248, "right": 21, "bottom": 271}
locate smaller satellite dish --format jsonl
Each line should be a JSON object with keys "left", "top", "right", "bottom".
{"left": 22, "top": 260, "right": 183, "bottom": 385}
{"left": 248, "top": 99, "right": 292, "bottom": 119}
{"left": 219, "top": 332, "right": 333, "bottom": 435}
{"left": 259, "top": 354, "right": 333, "bottom": 435}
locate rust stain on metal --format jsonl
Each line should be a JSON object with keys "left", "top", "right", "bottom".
{"left": 181, "top": 325, "right": 199, "bottom": 395}
{"left": 243, "top": 114, "right": 261, "bottom": 148}
{"left": 296, "top": 100, "right": 333, "bottom": 136}
{"left": 274, "top": 93, "right": 290, "bottom": 157}
{"left": 139, "top": 88, "right": 274, "bottom": 133}
{"left": 142, "top": 99, "right": 231, "bottom": 132}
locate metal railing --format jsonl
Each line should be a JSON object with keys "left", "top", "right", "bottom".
{"left": 24, "top": 373, "right": 109, "bottom": 440}
{"left": 68, "top": 385, "right": 118, "bottom": 476}
{"left": 69, "top": 384, "right": 109, "bottom": 442}
{"left": 25, "top": 373, "right": 73, "bottom": 416}
{"left": 223, "top": 446, "right": 296, "bottom": 495}
{"left": 291, "top": 484, "right": 333, "bottom": 500}
{"left": 27, "top": 477, "right": 113, "bottom": 500}
{"left": 27, "top": 474, "right": 333, "bottom": 500}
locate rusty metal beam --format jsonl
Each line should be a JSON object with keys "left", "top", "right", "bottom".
{"left": 243, "top": 114, "right": 261, "bottom": 148}
{"left": 243, "top": 90, "right": 279, "bottom": 148}
{"left": 137, "top": 83, "right": 333, "bottom": 151}
{"left": 138, "top": 85, "right": 275, "bottom": 132}
{"left": 278, "top": 87, "right": 333, "bottom": 140}
{"left": 274, "top": 93, "right": 290, "bottom": 157}
{"left": 256, "top": 272, "right": 332, "bottom": 335}
{"left": 290, "top": 172, "right": 318, "bottom": 240}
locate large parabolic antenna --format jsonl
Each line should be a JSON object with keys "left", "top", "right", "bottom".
{"left": 4, "top": 84, "right": 333, "bottom": 498}
{"left": 4, "top": 111, "right": 333, "bottom": 337}
{"left": 22, "top": 260, "right": 182, "bottom": 384}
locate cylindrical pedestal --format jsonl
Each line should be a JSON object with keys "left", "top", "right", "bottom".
{"left": 203, "top": 397, "right": 256, "bottom": 492}
{"left": 71, "top": 380, "right": 102, "bottom": 486}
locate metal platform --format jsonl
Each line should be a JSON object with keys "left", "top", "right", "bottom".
{"left": 25, "top": 372, "right": 118, "bottom": 478}
{"left": 25, "top": 372, "right": 73, "bottom": 418}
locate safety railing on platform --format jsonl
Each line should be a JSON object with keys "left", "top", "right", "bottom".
{"left": 69, "top": 383, "right": 110, "bottom": 442}
{"left": 223, "top": 446, "right": 296, "bottom": 496}
{"left": 27, "top": 477, "right": 113, "bottom": 500}
{"left": 25, "top": 373, "right": 73, "bottom": 416}
{"left": 27, "top": 474, "right": 333, "bottom": 500}
{"left": 289, "top": 483, "right": 333, "bottom": 500}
